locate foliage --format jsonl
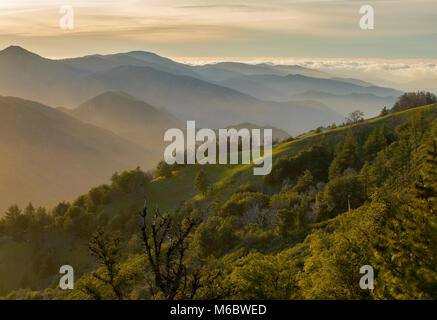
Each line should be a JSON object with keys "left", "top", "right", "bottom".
{"left": 392, "top": 91, "right": 436, "bottom": 112}
{"left": 194, "top": 170, "right": 210, "bottom": 196}
{"left": 328, "top": 133, "right": 361, "bottom": 179}
{"left": 2, "top": 102, "right": 437, "bottom": 300}
{"left": 346, "top": 110, "right": 364, "bottom": 125}
{"left": 265, "top": 145, "right": 332, "bottom": 185}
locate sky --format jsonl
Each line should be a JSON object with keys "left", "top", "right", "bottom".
{"left": 0, "top": 0, "right": 436, "bottom": 59}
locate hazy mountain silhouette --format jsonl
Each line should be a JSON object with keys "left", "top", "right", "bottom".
{"left": 290, "top": 90, "right": 397, "bottom": 117}
{"left": 0, "top": 46, "right": 107, "bottom": 107}
{"left": 219, "top": 74, "right": 402, "bottom": 102}
{"left": 225, "top": 123, "right": 290, "bottom": 141}
{"left": 71, "top": 91, "right": 182, "bottom": 160}
{"left": 257, "top": 63, "right": 330, "bottom": 78}
{"left": 0, "top": 45, "right": 404, "bottom": 213}
{"left": 194, "top": 62, "right": 330, "bottom": 81}
{"left": 61, "top": 51, "right": 199, "bottom": 78}
{"left": 88, "top": 65, "right": 341, "bottom": 133}
{"left": 329, "top": 77, "right": 374, "bottom": 87}
{"left": 0, "top": 95, "right": 152, "bottom": 211}
{"left": 0, "top": 46, "right": 394, "bottom": 133}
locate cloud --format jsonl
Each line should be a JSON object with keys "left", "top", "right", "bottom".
{"left": 173, "top": 56, "right": 437, "bottom": 92}
{"left": 0, "top": 0, "right": 436, "bottom": 58}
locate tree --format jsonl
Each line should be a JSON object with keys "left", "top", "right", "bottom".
{"left": 3, "top": 205, "right": 28, "bottom": 240}
{"left": 316, "top": 174, "right": 367, "bottom": 220}
{"left": 379, "top": 106, "right": 389, "bottom": 117}
{"left": 225, "top": 250, "right": 300, "bottom": 299}
{"left": 220, "top": 192, "right": 270, "bottom": 219}
{"left": 392, "top": 91, "right": 437, "bottom": 112}
{"left": 52, "top": 201, "right": 70, "bottom": 217}
{"left": 265, "top": 145, "right": 332, "bottom": 185}
{"left": 346, "top": 110, "right": 364, "bottom": 125}
{"left": 370, "top": 119, "right": 437, "bottom": 299}
{"left": 297, "top": 213, "right": 372, "bottom": 300}
{"left": 84, "top": 228, "right": 125, "bottom": 300}
{"left": 363, "top": 126, "right": 388, "bottom": 162}
{"left": 194, "top": 170, "right": 210, "bottom": 196}
{"left": 24, "top": 202, "right": 35, "bottom": 217}
{"left": 329, "top": 133, "right": 361, "bottom": 179}
{"left": 194, "top": 216, "right": 239, "bottom": 258}
{"left": 292, "top": 170, "right": 314, "bottom": 195}
{"left": 139, "top": 199, "right": 204, "bottom": 300}
{"left": 156, "top": 160, "right": 172, "bottom": 178}
{"left": 370, "top": 189, "right": 437, "bottom": 299}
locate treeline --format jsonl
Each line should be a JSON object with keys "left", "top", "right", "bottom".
{"left": 392, "top": 91, "right": 437, "bottom": 113}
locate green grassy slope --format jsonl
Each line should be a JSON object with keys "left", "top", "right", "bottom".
{"left": 99, "top": 103, "right": 437, "bottom": 215}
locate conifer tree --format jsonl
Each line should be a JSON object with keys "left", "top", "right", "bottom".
{"left": 371, "top": 119, "right": 437, "bottom": 299}
{"left": 329, "top": 133, "right": 361, "bottom": 179}
{"left": 363, "top": 127, "right": 387, "bottom": 162}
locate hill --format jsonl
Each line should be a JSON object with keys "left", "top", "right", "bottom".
{"left": 0, "top": 46, "right": 107, "bottom": 107}
{"left": 98, "top": 102, "right": 437, "bottom": 213}
{"left": 71, "top": 91, "right": 182, "bottom": 160}
{"left": 0, "top": 95, "right": 152, "bottom": 212}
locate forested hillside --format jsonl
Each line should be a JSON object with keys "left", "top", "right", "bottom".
{"left": 1, "top": 103, "right": 436, "bottom": 299}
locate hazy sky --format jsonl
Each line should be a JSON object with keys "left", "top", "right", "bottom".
{"left": 0, "top": 0, "right": 436, "bottom": 59}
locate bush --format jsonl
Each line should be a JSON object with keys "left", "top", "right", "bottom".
{"left": 264, "top": 145, "right": 332, "bottom": 185}
{"left": 316, "top": 174, "right": 367, "bottom": 220}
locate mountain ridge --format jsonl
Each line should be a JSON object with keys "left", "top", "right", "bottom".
{"left": 0, "top": 95, "right": 153, "bottom": 211}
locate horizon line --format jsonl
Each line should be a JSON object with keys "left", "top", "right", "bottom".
{"left": 3, "top": 45, "right": 437, "bottom": 65}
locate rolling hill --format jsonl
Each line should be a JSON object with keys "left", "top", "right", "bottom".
{"left": 71, "top": 91, "right": 183, "bottom": 159}
{"left": 83, "top": 102, "right": 437, "bottom": 214}
{"left": 141, "top": 102, "right": 437, "bottom": 211}
{"left": 0, "top": 95, "right": 152, "bottom": 212}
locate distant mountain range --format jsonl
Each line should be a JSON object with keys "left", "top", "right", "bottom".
{"left": 193, "top": 62, "right": 330, "bottom": 81}
{"left": 219, "top": 73, "right": 399, "bottom": 99}
{"left": 0, "top": 46, "right": 402, "bottom": 129}
{"left": 61, "top": 50, "right": 199, "bottom": 78}
{"left": 0, "top": 45, "right": 405, "bottom": 210}
{"left": 289, "top": 90, "right": 397, "bottom": 118}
